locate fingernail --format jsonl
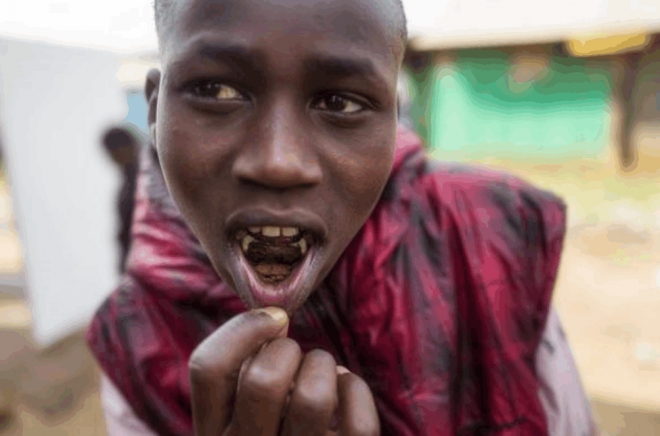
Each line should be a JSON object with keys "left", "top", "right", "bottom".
{"left": 336, "top": 365, "right": 350, "bottom": 375}
{"left": 254, "top": 307, "right": 288, "bottom": 325}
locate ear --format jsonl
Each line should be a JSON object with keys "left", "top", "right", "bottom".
{"left": 145, "top": 68, "right": 161, "bottom": 145}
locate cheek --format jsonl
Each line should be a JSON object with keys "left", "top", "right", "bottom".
{"left": 156, "top": 104, "right": 229, "bottom": 203}
{"left": 330, "top": 132, "right": 396, "bottom": 218}
{"left": 159, "top": 124, "right": 207, "bottom": 186}
{"left": 157, "top": 127, "right": 200, "bottom": 208}
{"left": 155, "top": 109, "right": 222, "bottom": 239}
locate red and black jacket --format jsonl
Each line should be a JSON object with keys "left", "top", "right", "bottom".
{"left": 88, "top": 127, "right": 566, "bottom": 436}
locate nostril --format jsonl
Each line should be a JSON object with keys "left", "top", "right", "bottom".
{"left": 237, "top": 178, "right": 315, "bottom": 192}
{"left": 231, "top": 133, "right": 322, "bottom": 189}
{"left": 234, "top": 162, "right": 322, "bottom": 190}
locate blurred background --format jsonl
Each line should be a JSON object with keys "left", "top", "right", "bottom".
{"left": 1, "top": 0, "right": 660, "bottom": 434}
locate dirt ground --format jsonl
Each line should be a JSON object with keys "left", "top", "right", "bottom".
{"left": 2, "top": 153, "right": 660, "bottom": 435}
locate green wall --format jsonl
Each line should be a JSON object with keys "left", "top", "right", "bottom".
{"left": 407, "top": 49, "right": 615, "bottom": 161}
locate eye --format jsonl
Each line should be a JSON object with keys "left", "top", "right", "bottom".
{"left": 190, "top": 81, "right": 245, "bottom": 101}
{"left": 314, "top": 94, "right": 364, "bottom": 114}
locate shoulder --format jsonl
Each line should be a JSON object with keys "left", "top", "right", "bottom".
{"left": 87, "top": 276, "right": 154, "bottom": 354}
{"left": 385, "top": 157, "right": 568, "bottom": 330}
{"left": 86, "top": 275, "right": 192, "bottom": 435}
{"left": 374, "top": 155, "right": 567, "bottom": 264}
{"left": 415, "top": 160, "right": 567, "bottom": 251}
{"left": 425, "top": 160, "right": 565, "bottom": 217}
{"left": 86, "top": 276, "right": 161, "bottom": 409}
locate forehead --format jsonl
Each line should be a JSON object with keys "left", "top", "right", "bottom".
{"left": 163, "top": 0, "right": 399, "bottom": 66}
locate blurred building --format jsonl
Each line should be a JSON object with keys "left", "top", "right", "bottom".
{"left": 0, "top": 35, "right": 129, "bottom": 433}
{"left": 400, "top": 0, "right": 660, "bottom": 171}
{"left": 0, "top": 37, "right": 126, "bottom": 346}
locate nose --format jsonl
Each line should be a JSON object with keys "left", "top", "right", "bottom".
{"left": 232, "top": 106, "right": 322, "bottom": 190}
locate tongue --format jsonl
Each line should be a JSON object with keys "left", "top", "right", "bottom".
{"left": 253, "top": 263, "right": 293, "bottom": 284}
{"left": 246, "top": 241, "right": 302, "bottom": 264}
{"left": 245, "top": 240, "right": 304, "bottom": 285}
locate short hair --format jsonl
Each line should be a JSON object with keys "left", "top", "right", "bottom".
{"left": 102, "top": 126, "right": 140, "bottom": 152}
{"left": 154, "top": 0, "right": 408, "bottom": 51}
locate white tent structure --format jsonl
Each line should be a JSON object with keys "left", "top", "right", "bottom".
{"left": 406, "top": 0, "right": 660, "bottom": 51}
{"left": 0, "top": 36, "right": 127, "bottom": 346}
{"left": 1, "top": 0, "right": 659, "bottom": 54}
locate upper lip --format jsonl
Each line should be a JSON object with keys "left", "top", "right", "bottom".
{"left": 225, "top": 207, "right": 328, "bottom": 241}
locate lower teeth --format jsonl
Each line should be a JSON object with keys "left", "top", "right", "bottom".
{"left": 254, "top": 263, "right": 293, "bottom": 284}
{"left": 240, "top": 232, "right": 312, "bottom": 284}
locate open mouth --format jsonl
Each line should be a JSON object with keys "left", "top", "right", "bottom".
{"left": 230, "top": 223, "right": 323, "bottom": 310}
{"left": 225, "top": 209, "right": 327, "bottom": 311}
{"left": 235, "top": 226, "right": 316, "bottom": 285}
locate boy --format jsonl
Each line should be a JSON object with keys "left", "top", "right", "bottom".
{"left": 88, "top": 0, "right": 596, "bottom": 434}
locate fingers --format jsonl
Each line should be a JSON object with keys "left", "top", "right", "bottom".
{"left": 232, "top": 337, "right": 303, "bottom": 435}
{"left": 337, "top": 371, "right": 380, "bottom": 436}
{"left": 280, "top": 350, "right": 338, "bottom": 436}
{"left": 189, "top": 307, "right": 289, "bottom": 436}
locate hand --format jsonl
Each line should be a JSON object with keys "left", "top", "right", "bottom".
{"left": 189, "top": 307, "right": 380, "bottom": 436}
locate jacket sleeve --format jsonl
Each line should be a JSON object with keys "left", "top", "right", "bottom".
{"left": 536, "top": 308, "right": 598, "bottom": 436}
{"left": 100, "top": 373, "right": 159, "bottom": 436}
{"left": 86, "top": 277, "right": 194, "bottom": 436}
{"left": 432, "top": 164, "right": 570, "bottom": 434}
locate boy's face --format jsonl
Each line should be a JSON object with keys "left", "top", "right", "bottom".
{"left": 148, "top": 0, "right": 401, "bottom": 313}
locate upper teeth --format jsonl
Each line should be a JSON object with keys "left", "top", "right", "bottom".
{"left": 249, "top": 226, "right": 300, "bottom": 237}
{"left": 240, "top": 233, "right": 308, "bottom": 255}
{"left": 281, "top": 227, "right": 299, "bottom": 237}
{"left": 263, "top": 226, "right": 281, "bottom": 237}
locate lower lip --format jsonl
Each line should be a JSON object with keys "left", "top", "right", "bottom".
{"left": 234, "top": 245, "right": 317, "bottom": 310}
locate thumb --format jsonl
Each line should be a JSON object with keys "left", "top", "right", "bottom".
{"left": 189, "top": 307, "right": 289, "bottom": 436}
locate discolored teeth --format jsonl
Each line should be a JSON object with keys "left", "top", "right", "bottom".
{"left": 290, "top": 238, "right": 308, "bottom": 256}
{"left": 247, "top": 226, "right": 300, "bottom": 238}
{"left": 239, "top": 226, "right": 311, "bottom": 285}
{"left": 262, "top": 226, "right": 281, "bottom": 237}
{"left": 242, "top": 235, "right": 255, "bottom": 253}
{"left": 287, "top": 238, "right": 307, "bottom": 255}
{"left": 240, "top": 234, "right": 308, "bottom": 255}
{"left": 239, "top": 229, "right": 309, "bottom": 256}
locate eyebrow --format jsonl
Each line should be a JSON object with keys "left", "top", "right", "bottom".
{"left": 167, "top": 40, "right": 263, "bottom": 77}
{"left": 303, "top": 55, "right": 378, "bottom": 79}
{"left": 197, "top": 42, "right": 256, "bottom": 64}
{"left": 196, "top": 42, "right": 262, "bottom": 72}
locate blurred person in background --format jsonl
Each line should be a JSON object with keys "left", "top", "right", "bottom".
{"left": 87, "top": 0, "right": 597, "bottom": 435}
{"left": 101, "top": 124, "right": 143, "bottom": 273}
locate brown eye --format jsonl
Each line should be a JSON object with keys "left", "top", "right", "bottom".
{"left": 192, "top": 82, "right": 244, "bottom": 101}
{"left": 315, "top": 94, "right": 363, "bottom": 113}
